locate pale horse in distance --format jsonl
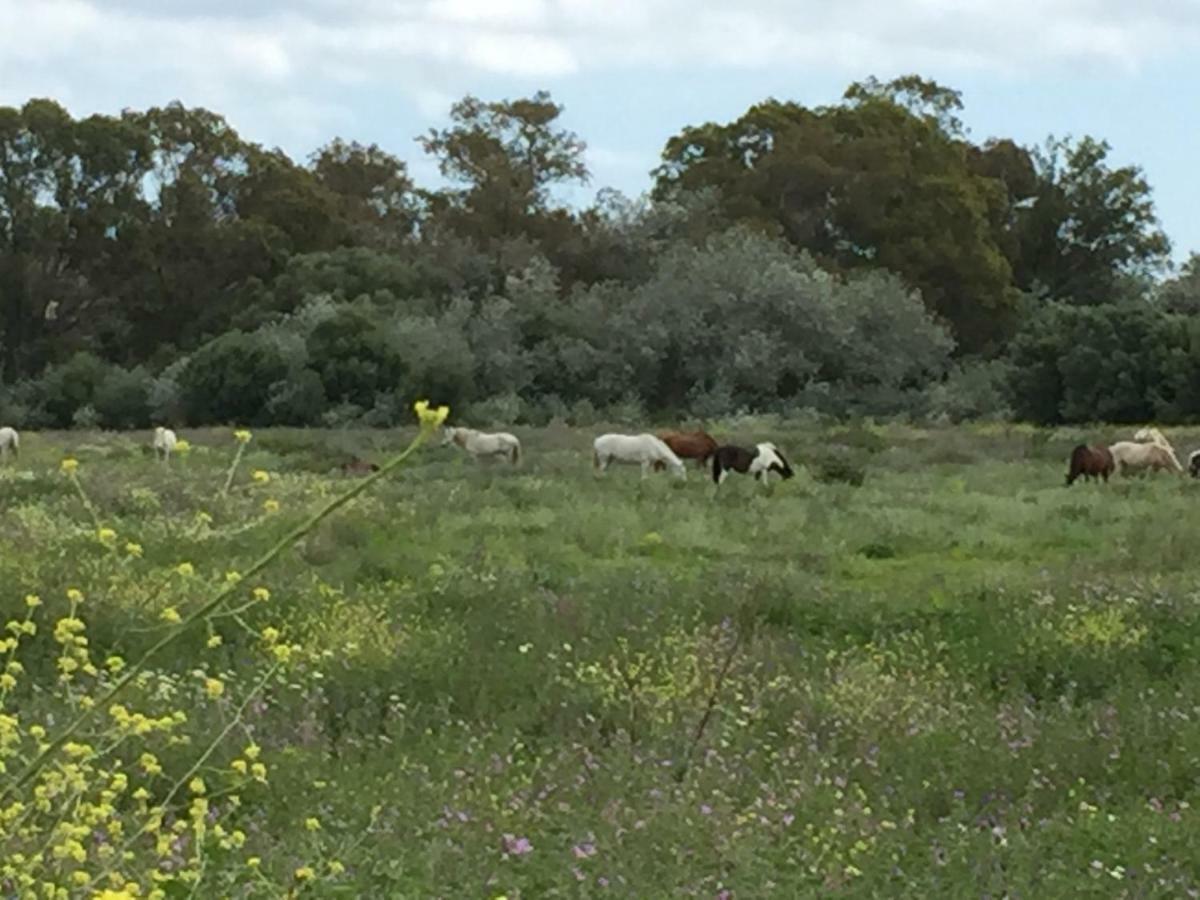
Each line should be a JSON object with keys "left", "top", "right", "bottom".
{"left": 1132, "top": 427, "right": 1184, "bottom": 471}
{"left": 1109, "top": 427, "right": 1183, "bottom": 476}
{"left": 153, "top": 426, "right": 178, "bottom": 463}
{"left": 442, "top": 425, "right": 521, "bottom": 465}
{"left": 0, "top": 426, "right": 18, "bottom": 460}
{"left": 593, "top": 433, "right": 686, "bottom": 479}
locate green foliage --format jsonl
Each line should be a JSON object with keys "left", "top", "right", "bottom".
{"left": 178, "top": 331, "right": 291, "bottom": 425}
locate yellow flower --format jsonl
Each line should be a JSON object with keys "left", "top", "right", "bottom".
{"left": 413, "top": 399, "right": 450, "bottom": 428}
{"left": 97, "top": 527, "right": 117, "bottom": 544}
{"left": 231, "top": 759, "right": 247, "bottom": 775}
{"left": 225, "top": 570, "right": 242, "bottom": 584}
{"left": 294, "top": 867, "right": 315, "bottom": 881}
{"left": 189, "top": 777, "right": 206, "bottom": 795}
{"left": 66, "top": 588, "right": 84, "bottom": 604}
{"left": 124, "top": 542, "right": 143, "bottom": 558}
{"left": 252, "top": 469, "right": 270, "bottom": 484}
{"left": 272, "top": 644, "right": 292, "bottom": 663}
{"left": 234, "top": 429, "right": 252, "bottom": 444}
{"left": 24, "top": 594, "right": 40, "bottom": 609}
{"left": 247, "top": 857, "right": 261, "bottom": 868}
{"left": 243, "top": 742, "right": 261, "bottom": 760}
{"left": 0, "top": 674, "right": 16, "bottom": 690}
{"left": 174, "top": 439, "right": 191, "bottom": 454}
{"left": 262, "top": 498, "right": 280, "bottom": 514}
{"left": 250, "top": 762, "right": 267, "bottom": 781}
{"left": 304, "top": 817, "right": 320, "bottom": 831}
{"left": 160, "top": 607, "right": 181, "bottom": 624}
{"left": 92, "top": 890, "right": 138, "bottom": 900}
{"left": 329, "top": 860, "right": 346, "bottom": 875}
{"left": 60, "top": 458, "right": 79, "bottom": 474}
{"left": 175, "top": 562, "right": 195, "bottom": 578}
{"left": 261, "top": 627, "right": 279, "bottom": 644}
{"left": 204, "top": 678, "right": 224, "bottom": 699}
{"left": 252, "top": 587, "right": 270, "bottom": 603}
{"left": 206, "top": 634, "right": 222, "bottom": 649}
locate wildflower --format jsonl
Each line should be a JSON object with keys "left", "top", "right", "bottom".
{"left": 175, "top": 439, "right": 191, "bottom": 453}
{"left": 305, "top": 817, "right": 321, "bottom": 831}
{"left": 413, "top": 399, "right": 450, "bottom": 428}
{"left": 160, "top": 607, "right": 181, "bottom": 625}
{"left": 252, "top": 469, "right": 270, "bottom": 484}
{"left": 140, "top": 753, "right": 162, "bottom": 775}
{"left": 329, "top": 860, "right": 346, "bottom": 875}
{"left": 67, "top": 588, "right": 84, "bottom": 604}
{"left": 250, "top": 762, "right": 267, "bottom": 781}
{"left": 175, "top": 562, "right": 195, "bottom": 578}
{"left": 105, "top": 655, "right": 125, "bottom": 673}
{"left": 60, "top": 458, "right": 79, "bottom": 474}
{"left": 231, "top": 759, "right": 247, "bottom": 775}
{"left": 188, "top": 777, "right": 206, "bottom": 795}
{"left": 247, "top": 857, "right": 261, "bottom": 868}
{"left": 0, "top": 674, "right": 15, "bottom": 690}
{"left": 294, "top": 867, "right": 315, "bottom": 881}
{"left": 263, "top": 498, "right": 280, "bottom": 514}
{"left": 272, "top": 644, "right": 292, "bottom": 663}
{"left": 234, "top": 429, "right": 252, "bottom": 444}
{"left": 24, "top": 594, "right": 40, "bottom": 609}
{"left": 261, "top": 627, "right": 280, "bottom": 644}
{"left": 518, "top": 643, "right": 532, "bottom": 654}
{"left": 243, "top": 743, "right": 261, "bottom": 760}
{"left": 124, "top": 542, "right": 144, "bottom": 558}
{"left": 206, "top": 634, "right": 222, "bottom": 649}
{"left": 204, "top": 678, "right": 224, "bottom": 699}
{"left": 97, "top": 527, "right": 117, "bottom": 544}
{"left": 253, "top": 587, "right": 270, "bottom": 603}
{"left": 502, "top": 833, "right": 533, "bottom": 856}
{"left": 225, "top": 571, "right": 242, "bottom": 584}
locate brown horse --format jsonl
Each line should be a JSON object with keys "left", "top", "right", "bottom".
{"left": 1065, "top": 444, "right": 1114, "bottom": 486}
{"left": 657, "top": 429, "right": 718, "bottom": 469}
{"left": 341, "top": 458, "right": 380, "bottom": 476}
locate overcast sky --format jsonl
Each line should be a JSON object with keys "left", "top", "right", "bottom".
{"left": 2, "top": 0, "right": 1197, "bottom": 261}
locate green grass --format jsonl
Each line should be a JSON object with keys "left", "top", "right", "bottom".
{"left": 4, "top": 421, "right": 1200, "bottom": 896}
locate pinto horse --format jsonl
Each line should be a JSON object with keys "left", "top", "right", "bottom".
{"left": 712, "top": 443, "right": 794, "bottom": 486}
{"left": 1188, "top": 449, "right": 1200, "bottom": 479}
{"left": 657, "top": 429, "right": 718, "bottom": 469}
{"left": 1065, "top": 444, "right": 1114, "bottom": 486}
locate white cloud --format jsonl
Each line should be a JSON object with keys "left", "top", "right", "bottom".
{"left": 2, "top": 0, "right": 1199, "bottom": 157}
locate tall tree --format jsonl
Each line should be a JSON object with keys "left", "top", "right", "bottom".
{"left": 310, "top": 139, "right": 418, "bottom": 247}
{"left": 417, "top": 91, "right": 588, "bottom": 244}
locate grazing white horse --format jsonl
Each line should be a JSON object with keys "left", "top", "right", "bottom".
{"left": 1132, "top": 427, "right": 1184, "bottom": 472}
{"left": 153, "top": 426, "right": 178, "bottom": 463}
{"left": 442, "top": 425, "right": 521, "bottom": 464}
{"left": 0, "top": 426, "right": 18, "bottom": 460}
{"left": 593, "top": 433, "right": 686, "bottom": 479}
{"left": 1109, "top": 440, "right": 1181, "bottom": 476}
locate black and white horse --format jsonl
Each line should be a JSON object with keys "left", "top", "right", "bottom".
{"left": 1189, "top": 449, "right": 1200, "bottom": 479}
{"left": 711, "top": 442, "right": 794, "bottom": 486}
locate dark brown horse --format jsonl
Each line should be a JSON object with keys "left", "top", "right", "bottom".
{"left": 657, "top": 429, "right": 718, "bottom": 468}
{"left": 341, "top": 458, "right": 380, "bottom": 476}
{"left": 1065, "top": 444, "right": 1114, "bottom": 486}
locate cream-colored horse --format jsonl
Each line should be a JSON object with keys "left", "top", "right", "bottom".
{"left": 442, "top": 426, "right": 521, "bottom": 464}
{"left": 0, "top": 426, "right": 18, "bottom": 460}
{"left": 593, "top": 433, "right": 686, "bottom": 479}
{"left": 153, "top": 426, "right": 178, "bottom": 463}
{"left": 1132, "top": 427, "right": 1183, "bottom": 471}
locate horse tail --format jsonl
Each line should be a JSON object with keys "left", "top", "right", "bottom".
{"left": 511, "top": 441, "right": 521, "bottom": 465}
{"left": 711, "top": 453, "right": 723, "bottom": 485}
{"left": 593, "top": 449, "right": 601, "bottom": 471}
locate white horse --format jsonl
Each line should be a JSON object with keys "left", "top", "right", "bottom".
{"left": 593, "top": 433, "right": 686, "bottom": 479}
{"left": 1132, "top": 427, "right": 1184, "bottom": 472}
{"left": 1109, "top": 440, "right": 1181, "bottom": 476}
{"left": 442, "top": 425, "right": 521, "bottom": 464}
{"left": 153, "top": 426, "right": 177, "bottom": 463}
{"left": 0, "top": 426, "right": 18, "bottom": 460}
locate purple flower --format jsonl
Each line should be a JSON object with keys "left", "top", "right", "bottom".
{"left": 573, "top": 842, "right": 597, "bottom": 859}
{"left": 502, "top": 833, "right": 533, "bottom": 856}
{"left": 717, "top": 891, "right": 733, "bottom": 900}
{"left": 700, "top": 804, "right": 713, "bottom": 816}
{"left": 782, "top": 813, "right": 795, "bottom": 827}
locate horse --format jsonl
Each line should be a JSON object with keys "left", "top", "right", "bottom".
{"left": 1188, "top": 449, "right": 1200, "bottom": 479}
{"left": 341, "top": 459, "right": 380, "bottom": 476}
{"left": 442, "top": 426, "right": 521, "bottom": 465}
{"left": 153, "top": 426, "right": 177, "bottom": 463}
{"left": 1133, "top": 427, "right": 1184, "bottom": 471}
{"left": 712, "top": 443, "right": 794, "bottom": 486}
{"left": 593, "top": 433, "right": 686, "bottom": 479}
{"left": 0, "top": 426, "right": 18, "bottom": 460}
{"left": 1109, "top": 441, "right": 1182, "bottom": 476}
{"left": 1065, "top": 444, "right": 1114, "bottom": 486}
{"left": 657, "top": 429, "right": 718, "bottom": 469}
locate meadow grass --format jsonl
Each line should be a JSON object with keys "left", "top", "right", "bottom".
{"left": 3, "top": 421, "right": 1200, "bottom": 897}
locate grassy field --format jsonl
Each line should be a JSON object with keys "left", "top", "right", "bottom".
{"left": 4, "top": 419, "right": 1200, "bottom": 897}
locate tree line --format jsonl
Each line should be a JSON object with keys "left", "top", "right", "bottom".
{"left": 1, "top": 75, "right": 1197, "bottom": 429}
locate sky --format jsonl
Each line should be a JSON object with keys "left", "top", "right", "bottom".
{"left": 2, "top": 0, "right": 1198, "bottom": 263}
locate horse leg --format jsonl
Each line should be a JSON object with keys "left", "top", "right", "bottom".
{"left": 641, "top": 460, "right": 651, "bottom": 479}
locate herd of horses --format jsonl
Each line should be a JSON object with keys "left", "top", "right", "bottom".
{"left": 445, "top": 425, "right": 795, "bottom": 486}
{"left": 3, "top": 423, "right": 1199, "bottom": 488}
{"left": 1066, "top": 427, "right": 1200, "bottom": 484}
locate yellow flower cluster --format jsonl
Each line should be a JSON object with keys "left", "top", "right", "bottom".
{"left": 413, "top": 399, "right": 450, "bottom": 428}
